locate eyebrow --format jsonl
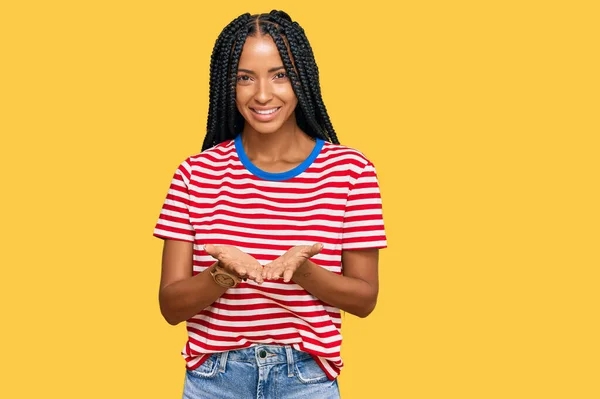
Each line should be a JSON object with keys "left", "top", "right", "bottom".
{"left": 237, "top": 66, "right": 285, "bottom": 74}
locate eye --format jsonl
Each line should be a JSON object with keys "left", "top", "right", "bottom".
{"left": 236, "top": 75, "right": 251, "bottom": 82}
{"left": 274, "top": 72, "right": 287, "bottom": 79}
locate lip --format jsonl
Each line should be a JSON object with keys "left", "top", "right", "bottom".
{"left": 250, "top": 107, "right": 281, "bottom": 122}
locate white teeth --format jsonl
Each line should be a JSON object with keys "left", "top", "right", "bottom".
{"left": 253, "top": 108, "right": 279, "bottom": 115}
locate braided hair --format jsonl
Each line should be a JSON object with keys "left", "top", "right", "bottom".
{"left": 201, "top": 10, "right": 340, "bottom": 151}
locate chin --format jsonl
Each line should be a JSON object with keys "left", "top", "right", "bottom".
{"left": 248, "top": 124, "right": 282, "bottom": 135}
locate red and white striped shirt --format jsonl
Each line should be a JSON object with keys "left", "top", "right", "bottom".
{"left": 153, "top": 135, "right": 387, "bottom": 379}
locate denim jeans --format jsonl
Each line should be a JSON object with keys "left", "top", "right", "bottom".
{"left": 182, "top": 345, "right": 340, "bottom": 399}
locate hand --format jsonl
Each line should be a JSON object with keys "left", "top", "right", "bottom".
{"left": 203, "top": 244, "right": 264, "bottom": 284}
{"left": 262, "top": 243, "right": 324, "bottom": 282}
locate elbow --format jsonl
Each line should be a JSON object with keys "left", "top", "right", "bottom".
{"left": 356, "top": 301, "right": 377, "bottom": 318}
{"left": 161, "top": 306, "right": 185, "bottom": 326}
{"left": 352, "top": 295, "right": 378, "bottom": 318}
{"left": 159, "top": 291, "right": 183, "bottom": 326}
{"left": 347, "top": 281, "right": 379, "bottom": 318}
{"left": 163, "top": 312, "right": 181, "bottom": 326}
{"left": 160, "top": 304, "right": 181, "bottom": 325}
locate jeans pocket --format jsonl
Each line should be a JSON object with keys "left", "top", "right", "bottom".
{"left": 186, "top": 354, "right": 220, "bottom": 379}
{"left": 294, "top": 358, "right": 329, "bottom": 384}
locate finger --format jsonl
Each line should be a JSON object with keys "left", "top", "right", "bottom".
{"left": 260, "top": 267, "right": 268, "bottom": 279}
{"left": 252, "top": 267, "right": 264, "bottom": 284}
{"left": 269, "top": 268, "right": 282, "bottom": 280}
{"left": 263, "top": 266, "right": 272, "bottom": 280}
{"left": 261, "top": 261, "right": 276, "bottom": 279}
{"left": 261, "top": 265, "right": 274, "bottom": 280}
{"left": 203, "top": 243, "right": 222, "bottom": 259}
{"left": 246, "top": 267, "right": 260, "bottom": 281}
{"left": 233, "top": 265, "right": 247, "bottom": 277}
{"left": 310, "top": 243, "right": 324, "bottom": 256}
{"left": 271, "top": 271, "right": 282, "bottom": 280}
{"left": 272, "top": 265, "right": 285, "bottom": 280}
{"left": 203, "top": 243, "right": 215, "bottom": 256}
{"left": 283, "top": 267, "right": 295, "bottom": 283}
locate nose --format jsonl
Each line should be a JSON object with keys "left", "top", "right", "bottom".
{"left": 254, "top": 79, "right": 273, "bottom": 104}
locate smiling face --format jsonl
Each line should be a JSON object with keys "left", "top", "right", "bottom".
{"left": 235, "top": 34, "right": 299, "bottom": 135}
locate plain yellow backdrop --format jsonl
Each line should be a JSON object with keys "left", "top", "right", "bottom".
{"left": 1, "top": 1, "right": 598, "bottom": 398}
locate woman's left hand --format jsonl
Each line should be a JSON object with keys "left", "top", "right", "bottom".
{"left": 262, "top": 243, "right": 324, "bottom": 282}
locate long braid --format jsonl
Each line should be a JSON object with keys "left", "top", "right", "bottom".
{"left": 203, "top": 14, "right": 251, "bottom": 150}
{"left": 227, "top": 29, "right": 249, "bottom": 135}
{"left": 202, "top": 11, "right": 340, "bottom": 151}
{"left": 287, "top": 20, "right": 340, "bottom": 144}
{"left": 266, "top": 11, "right": 338, "bottom": 144}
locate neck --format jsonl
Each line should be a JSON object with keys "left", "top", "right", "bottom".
{"left": 241, "top": 117, "right": 313, "bottom": 162}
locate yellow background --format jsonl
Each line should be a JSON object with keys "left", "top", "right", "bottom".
{"left": 1, "top": 0, "right": 598, "bottom": 398}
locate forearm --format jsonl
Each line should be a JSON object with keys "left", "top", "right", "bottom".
{"left": 291, "top": 260, "right": 378, "bottom": 318}
{"left": 159, "top": 262, "right": 227, "bottom": 325}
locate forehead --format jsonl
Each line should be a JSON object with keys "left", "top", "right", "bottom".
{"left": 238, "top": 35, "right": 284, "bottom": 68}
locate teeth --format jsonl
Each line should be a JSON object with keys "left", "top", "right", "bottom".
{"left": 253, "top": 108, "right": 279, "bottom": 115}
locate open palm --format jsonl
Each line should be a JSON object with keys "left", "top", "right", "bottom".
{"left": 204, "top": 244, "right": 264, "bottom": 284}
{"left": 262, "top": 243, "right": 324, "bottom": 282}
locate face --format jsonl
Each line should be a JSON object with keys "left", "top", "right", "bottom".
{"left": 235, "top": 34, "right": 298, "bottom": 135}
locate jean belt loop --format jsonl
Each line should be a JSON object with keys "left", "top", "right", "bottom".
{"left": 218, "top": 351, "right": 229, "bottom": 373}
{"left": 285, "top": 345, "right": 295, "bottom": 377}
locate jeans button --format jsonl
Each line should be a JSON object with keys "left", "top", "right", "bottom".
{"left": 259, "top": 350, "right": 267, "bottom": 359}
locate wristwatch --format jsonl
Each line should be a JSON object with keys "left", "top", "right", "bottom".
{"left": 210, "top": 264, "right": 241, "bottom": 288}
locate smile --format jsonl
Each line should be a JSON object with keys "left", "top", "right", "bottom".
{"left": 251, "top": 107, "right": 281, "bottom": 115}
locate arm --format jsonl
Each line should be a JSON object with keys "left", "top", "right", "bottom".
{"left": 291, "top": 248, "right": 379, "bottom": 318}
{"left": 158, "top": 239, "right": 227, "bottom": 325}
{"left": 158, "top": 240, "right": 265, "bottom": 325}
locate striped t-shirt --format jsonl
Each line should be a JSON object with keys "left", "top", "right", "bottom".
{"left": 153, "top": 134, "right": 387, "bottom": 379}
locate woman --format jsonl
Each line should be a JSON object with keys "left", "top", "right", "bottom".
{"left": 154, "top": 10, "right": 387, "bottom": 399}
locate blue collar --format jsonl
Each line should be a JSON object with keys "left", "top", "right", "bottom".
{"left": 234, "top": 134, "right": 324, "bottom": 181}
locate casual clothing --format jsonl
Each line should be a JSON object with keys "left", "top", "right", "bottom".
{"left": 153, "top": 134, "right": 387, "bottom": 381}
{"left": 182, "top": 345, "right": 340, "bottom": 399}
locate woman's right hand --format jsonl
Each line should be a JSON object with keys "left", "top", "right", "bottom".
{"left": 203, "top": 244, "right": 264, "bottom": 284}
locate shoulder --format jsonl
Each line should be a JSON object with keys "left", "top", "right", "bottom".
{"left": 320, "top": 141, "right": 376, "bottom": 170}
{"left": 186, "top": 139, "right": 236, "bottom": 165}
{"left": 172, "top": 139, "right": 236, "bottom": 181}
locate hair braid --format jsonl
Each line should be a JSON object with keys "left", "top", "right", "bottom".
{"left": 283, "top": 18, "right": 339, "bottom": 144}
{"left": 286, "top": 26, "right": 326, "bottom": 138}
{"left": 203, "top": 14, "right": 251, "bottom": 150}
{"left": 227, "top": 29, "right": 249, "bottom": 135}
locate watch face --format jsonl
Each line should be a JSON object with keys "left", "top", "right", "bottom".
{"left": 215, "top": 274, "right": 236, "bottom": 287}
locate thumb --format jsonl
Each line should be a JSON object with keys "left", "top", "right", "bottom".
{"left": 310, "top": 243, "right": 324, "bottom": 256}
{"left": 203, "top": 244, "right": 218, "bottom": 257}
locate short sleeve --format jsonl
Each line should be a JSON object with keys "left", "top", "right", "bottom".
{"left": 341, "top": 161, "right": 387, "bottom": 250}
{"left": 153, "top": 159, "right": 195, "bottom": 242}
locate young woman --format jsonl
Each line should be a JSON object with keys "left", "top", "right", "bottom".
{"left": 154, "top": 10, "right": 387, "bottom": 399}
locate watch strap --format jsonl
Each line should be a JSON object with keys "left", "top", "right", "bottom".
{"left": 210, "top": 264, "right": 241, "bottom": 287}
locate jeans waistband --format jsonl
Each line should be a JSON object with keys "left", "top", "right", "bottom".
{"left": 213, "top": 345, "right": 312, "bottom": 377}
{"left": 224, "top": 345, "right": 311, "bottom": 364}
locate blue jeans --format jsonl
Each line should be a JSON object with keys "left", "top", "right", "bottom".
{"left": 182, "top": 345, "right": 340, "bottom": 399}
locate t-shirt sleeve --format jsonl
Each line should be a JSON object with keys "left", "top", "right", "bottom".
{"left": 153, "top": 159, "right": 195, "bottom": 242}
{"left": 341, "top": 161, "right": 387, "bottom": 250}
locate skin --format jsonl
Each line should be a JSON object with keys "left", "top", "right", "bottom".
{"left": 159, "top": 34, "right": 380, "bottom": 325}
